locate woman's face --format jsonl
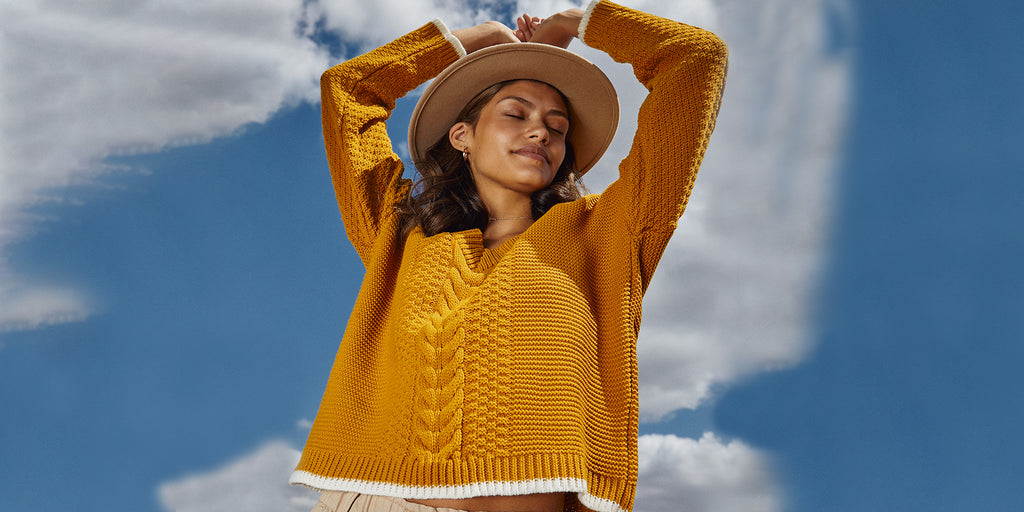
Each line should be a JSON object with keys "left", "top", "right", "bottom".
{"left": 451, "top": 80, "right": 569, "bottom": 196}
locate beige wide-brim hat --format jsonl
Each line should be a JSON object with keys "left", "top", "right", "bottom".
{"left": 408, "top": 42, "right": 618, "bottom": 176}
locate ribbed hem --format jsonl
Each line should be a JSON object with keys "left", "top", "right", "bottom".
{"left": 577, "top": 0, "right": 602, "bottom": 45}
{"left": 431, "top": 18, "right": 467, "bottom": 57}
{"left": 290, "top": 451, "right": 632, "bottom": 512}
{"left": 290, "top": 471, "right": 586, "bottom": 499}
{"left": 290, "top": 472, "right": 628, "bottom": 512}
{"left": 293, "top": 451, "right": 587, "bottom": 490}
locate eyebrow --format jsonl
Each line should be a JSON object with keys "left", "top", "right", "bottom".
{"left": 498, "top": 96, "right": 570, "bottom": 120}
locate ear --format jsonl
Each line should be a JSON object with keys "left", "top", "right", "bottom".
{"left": 448, "top": 121, "right": 472, "bottom": 151}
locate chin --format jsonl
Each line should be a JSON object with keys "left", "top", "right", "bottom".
{"left": 511, "top": 169, "right": 555, "bottom": 192}
{"left": 513, "top": 179, "right": 552, "bottom": 195}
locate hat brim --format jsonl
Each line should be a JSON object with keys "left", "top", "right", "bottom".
{"left": 408, "top": 43, "right": 618, "bottom": 176}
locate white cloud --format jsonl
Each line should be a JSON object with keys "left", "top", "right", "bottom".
{"left": 635, "top": 433, "right": 782, "bottom": 512}
{"left": 0, "top": 0, "right": 330, "bottom": 332}
{"left": 316, "top": 0, "right": 716, "bottom": 53}
{"left": 0, "top": 278, "right": 93, "bottom": 332}
{"left": 317, "top": 0, "right": 496, "bottom": 50}
{"left": 158, "top": 441, "right": 318, "bottom": 512}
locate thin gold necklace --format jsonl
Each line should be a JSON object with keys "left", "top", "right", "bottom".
{"left": 488, "top": 216, "right": 532, "bottom": 221}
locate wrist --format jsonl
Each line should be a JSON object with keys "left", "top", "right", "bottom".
{"left": 552, "top": 9, "right": 584, "bottom": 38}
{"left": 453, "top": 21, "right": 512, "bottom": 53}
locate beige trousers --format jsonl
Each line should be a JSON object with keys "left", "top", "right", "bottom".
{"left": 312, "top": 491, "right": 471, "bottom": 512}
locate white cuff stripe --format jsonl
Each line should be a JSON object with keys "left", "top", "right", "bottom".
{"left": 431, "top": 18, "right": 467, "bottom": 57}
{"left": 578, "top": 0, "right": 601, "bottom": 45}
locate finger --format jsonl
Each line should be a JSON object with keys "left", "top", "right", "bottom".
{"left": 517, "top": 17, "right": 529, "bottom": 38}
{"left": 521, "top": 14, "right": 535, "bottom": 35}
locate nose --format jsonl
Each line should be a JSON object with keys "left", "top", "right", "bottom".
{"left": 525, "top": 118, "right": 550, "bottom": 144}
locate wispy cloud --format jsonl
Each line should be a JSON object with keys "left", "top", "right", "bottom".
{"left": 0, "top": 280, "right": 93, "bottom": 333}
{"left": 157, "top": 441, "right": 319, "bottom": 512}
{"left": 0, "top": 0, "right": 330, "bottom": 332}
{"left": 635, "top": 433, "right": 781, "bottom": 512}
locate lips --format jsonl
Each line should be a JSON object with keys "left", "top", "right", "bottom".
{"left": 514, "top": 145, "right": 550, "bottom": 164}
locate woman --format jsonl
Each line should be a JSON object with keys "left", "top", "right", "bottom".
{"left": 291, "top": 2, "right": 728, "bottom": 512}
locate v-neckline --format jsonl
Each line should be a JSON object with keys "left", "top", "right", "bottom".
{"left": 457, "top": 229, "right": 523, "bottom": 273}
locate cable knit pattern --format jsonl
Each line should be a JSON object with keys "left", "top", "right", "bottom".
{"left": 291, "top": 2, "right": 728, "bottom": 511}
{"left": 412, "top": 264, "right": 464, "bottom": 459}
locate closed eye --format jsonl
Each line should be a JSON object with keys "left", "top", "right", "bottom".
{"left": 504, "top": 111, "right": 566, "bottom": 135}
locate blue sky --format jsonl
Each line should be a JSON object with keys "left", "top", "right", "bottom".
{"left": 715, "top": 0, "right": 1024, "bottom": 510}
{"left": 1, "top": 1, "right": 1021, "bottom": 511}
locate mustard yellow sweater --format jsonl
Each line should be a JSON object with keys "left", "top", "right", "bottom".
{"left": 291, "top": 2, "right": 727, "bottom": 511}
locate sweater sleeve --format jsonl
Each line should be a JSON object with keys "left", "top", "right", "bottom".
{"left": 582, "top": 0, "right": 728, "bottom": 290}
{"left": 320, "top": 21, "right": 462, "bottom": 265}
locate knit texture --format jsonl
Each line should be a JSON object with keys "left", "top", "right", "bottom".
{"left": 291, "top": 2, "right": 728, "bottom": 512}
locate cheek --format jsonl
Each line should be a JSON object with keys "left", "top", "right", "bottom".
{"left": 552, "top": 143, "right": 567, "bottom": 169}
{"left": 474, "top": 124, "right": 510, "bottom": 154}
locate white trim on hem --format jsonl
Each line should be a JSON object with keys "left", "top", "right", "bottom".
{"left": 289, "top": 470, "right": 627, "bottom": 512}
{"left": 579, "top": 492, "right": 629, "bottom": 512}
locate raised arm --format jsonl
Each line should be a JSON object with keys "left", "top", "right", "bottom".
{"left": 321, "top": 20, "right": 525, "bottom": 264}
{"left": 579, "top": 0, "right": 728, "bottom": 289}
{"left": 320, "top": 22, "right": 459, "bottom": 264}
{"left": 585, "top": 0, "right": 727, "bottom": 216}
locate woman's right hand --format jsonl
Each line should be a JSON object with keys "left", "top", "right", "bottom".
{"left": 452, "top": 21, "right": 522, "bottom": 54}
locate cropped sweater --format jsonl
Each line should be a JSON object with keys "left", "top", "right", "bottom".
{"left": 290, "top": 2, "right": 728, "bottom": 511}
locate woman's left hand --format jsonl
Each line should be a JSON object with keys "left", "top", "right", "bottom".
{"left": 514, "top": 14, "right": 543, "bottom": 41}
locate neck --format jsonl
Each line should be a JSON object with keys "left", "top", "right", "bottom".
{"left": 482, "top": 217, "right": 532, "bottom": 249}
{"left": 476, "top": 184, "right": 535, "bottom": 248}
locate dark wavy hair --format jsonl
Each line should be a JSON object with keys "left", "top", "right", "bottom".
{"left": 398, "top": 80, "right": 585, "bottom": 238}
